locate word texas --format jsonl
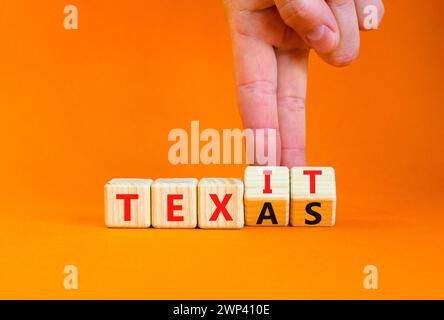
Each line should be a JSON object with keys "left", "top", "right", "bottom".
{"left": 104, "top": 166, "right": 336, "bottom": 229}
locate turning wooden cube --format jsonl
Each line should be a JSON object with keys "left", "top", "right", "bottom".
{"left": 151, "top": 178, "right": 198, "bottom": 228}
{"left": 244, "top": 166, "right": 290, "bottom": 226}
{"left": 290, "top": 167, "right": 336, "bottom": 226}
{"left": 104, "top": 178, "right": 152, "bottom": 228}
{"left": 198, "top": 178, "right": 244, "bottom": 229}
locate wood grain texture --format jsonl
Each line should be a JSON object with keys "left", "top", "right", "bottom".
{"left": 104, "top": 178, "right": 152, "bottom": 228}
{"left": 244, "top": 166, "right": 289, "bottom": 226}
{"left": 151, "top": 178, "right": 198, "bottom": 228}
{"left": 198, "top": 178, "right": 244, "bottom": 229}
{"left": 290, "top": 167, "right": 336, "bottom": 226}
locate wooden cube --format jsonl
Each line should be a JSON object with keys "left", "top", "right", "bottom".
{"left": 290, "top": 167, "right": 336, "bottom": 226}
{"left": 198, "top": 178, "right": 244, "bottom": 229}
{"left": 151, "top": 178, "right": 198, "bottom": 228}
{"left": 244, "top": 166, "right": 289, "bottom": 226}
{"left": 104, "top": 178, "right": 152, "bottom": 228}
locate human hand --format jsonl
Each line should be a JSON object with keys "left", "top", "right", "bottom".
{"left": 224, "top": 0, "right": 384, "bottom": 167}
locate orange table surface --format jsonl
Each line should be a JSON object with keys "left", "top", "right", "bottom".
{"left": 1, "top": 191, "right": 443, "bottom": 299}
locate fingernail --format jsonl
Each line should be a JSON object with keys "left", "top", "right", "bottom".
{"left": 306, "top": 25, "right": 336, "bottom": 53}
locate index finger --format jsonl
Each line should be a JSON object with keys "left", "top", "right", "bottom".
{"left": 229, "top": 27, "right": 281, "bottom": 165}
{"left": 277, "top": 47, "right": 309, "bottom": 167}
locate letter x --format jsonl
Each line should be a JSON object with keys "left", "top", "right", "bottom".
{"left": 209, "top": 194, "right": 233, "bottom": 221}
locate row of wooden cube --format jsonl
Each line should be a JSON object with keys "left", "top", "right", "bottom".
{"left": 104, "top": 166, "right": 336, "bottom": 229}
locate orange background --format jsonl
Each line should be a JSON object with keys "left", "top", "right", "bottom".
{"left": 0, "top": 0, "right": 443, "bottom": 299}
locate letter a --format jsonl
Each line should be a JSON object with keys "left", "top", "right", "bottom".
{"left": 363, "top": 265, "right": 378, "bottom": 289}
{"left": 64, "top": 265, "right": 78, "bottom": 290}
{"left": 256, "top": 202, "right": 278, "bottom": 224}
{"left": 64, "top": 5, "right": 79, "bottom": 30}
{"left": 363, "top": 5, "right": 379, "bottom": 30}
{"left": 168, "top": 128, "right": 189, "bottom": 165}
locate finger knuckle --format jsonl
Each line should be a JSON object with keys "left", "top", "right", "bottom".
{"left": 278, "top": 95, "right": 306, "bottom": 113}
{"left": 237, "top": 79, "right": 276, "bottom": 96}
{"left": 237, "top": 80, "right": 277, "bottom": 116}
{"left": 278, "top": 0, "right": 310, "bottom": 24}
{"left": 327, "top": 0, "right": 353, "bottom": 10}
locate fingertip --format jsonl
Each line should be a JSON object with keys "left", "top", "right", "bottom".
{"left": 281, "top": 148, "right": 307, "bottom": 168}
{"left": 322, "top": 46, "right": 360, "bottom": 67}
{"left": 306, "top": 25, "right": 340, "bottom": 54}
